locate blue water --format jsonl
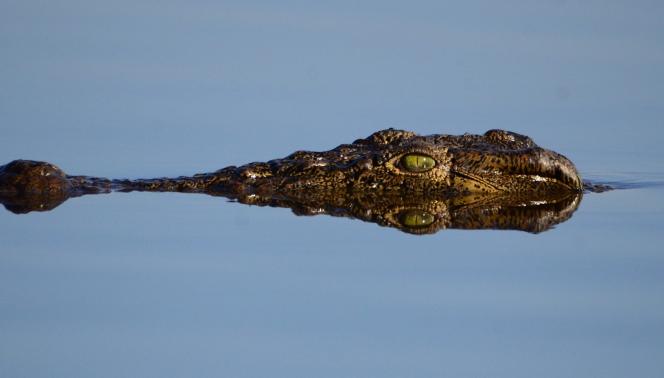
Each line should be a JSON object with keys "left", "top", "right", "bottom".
{"left": 1, "top": 1, "right": 664, "bottom": 377}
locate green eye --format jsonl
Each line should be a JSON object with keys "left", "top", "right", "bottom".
{"left": 401, "top": 154, "right": 436, "bottom": 172}
{"left": 399, "top": 209, "right": 435, "bottom": 228}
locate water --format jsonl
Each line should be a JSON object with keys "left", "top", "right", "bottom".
{"left": 1, "top": 1, "right": 664, "bottom": 377}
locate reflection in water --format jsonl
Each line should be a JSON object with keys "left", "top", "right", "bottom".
{"left": 0, "top": 184, "right": 582, "bottom": 234}
{"left": 225, "top": 190, "right": 582, "bottom": 234}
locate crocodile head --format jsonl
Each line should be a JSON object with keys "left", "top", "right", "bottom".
{"left": 257, "top": 129, "right": 582, "bottom": 195}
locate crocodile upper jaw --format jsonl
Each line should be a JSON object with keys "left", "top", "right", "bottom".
{"left": 451, "top": 147, "right": 582, "bottom": 194}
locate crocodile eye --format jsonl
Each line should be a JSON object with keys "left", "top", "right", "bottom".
{"left": 401, "top": 154, "right": 436, "bottom": 173}
{"left": 399, "top": 209, "right": 435, "bottom": 228}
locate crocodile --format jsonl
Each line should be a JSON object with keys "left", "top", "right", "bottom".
{"left": 0, "top": 129, "right": 603, "bottom": 233}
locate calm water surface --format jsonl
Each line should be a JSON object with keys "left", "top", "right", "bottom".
{"left": 2, "top": 1, "right": 664, "bottom": 377}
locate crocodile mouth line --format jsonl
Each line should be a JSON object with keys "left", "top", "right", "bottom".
{"left": 452, "top": 169, "right": 504, "bottom": 192}
{"left": 452, "top": 167, "right": 580, "bottom": 193}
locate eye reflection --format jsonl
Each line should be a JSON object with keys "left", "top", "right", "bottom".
{"left": 401, "top": 154, "right": 436, "bottom": 173}
{"left": 399, "top": 209, "right": 435, "bottom": 228}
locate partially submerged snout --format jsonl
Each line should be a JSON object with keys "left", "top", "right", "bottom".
{"left": 452, "top": 147, "right": 582, "bottom": 194}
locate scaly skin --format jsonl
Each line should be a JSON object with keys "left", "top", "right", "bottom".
{"left": 112, "top": 129, "right": 583, "bottom": 193}
{"left": 0, "top": 129, "right": 595, "bottom": 233}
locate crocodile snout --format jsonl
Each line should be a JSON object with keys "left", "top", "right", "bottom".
{"left": 452, "top": 148, "right": 582, "bottom": 193}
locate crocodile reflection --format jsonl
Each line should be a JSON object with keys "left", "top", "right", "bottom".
{"left": 0, "top": 128, "right": 593, "bottom": 234}
{"left": 0, "top": 170, "right": 583, "bottom": 234}
{"left": 226, "top": 190, "right": 582, "bottom": 234}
